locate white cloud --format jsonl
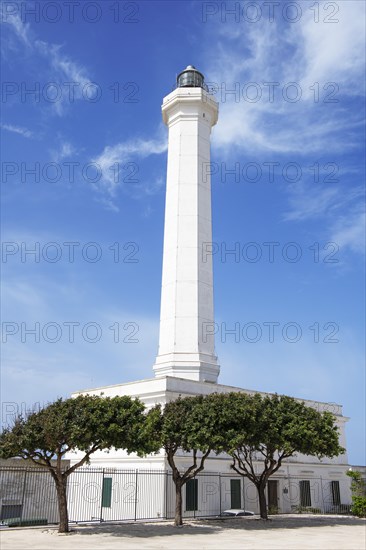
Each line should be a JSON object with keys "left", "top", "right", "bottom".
{"left": 50, "top": 141, "right": 77, "bottom": 162}
{"left": 1, "top": 280, "right": 46, "bottom": 313}
{"left": 1, "top": 232, "right": 159, "bottom": 416}
{"left": 217, "top": 331, "right": 365, "bottom": 418}
{"left": 297, "top": 1, "right": 366, "bottom": 92}
{"left": 205, "top": 0, "right": 365, "bottom": 155}
{"left": 1, "top": 11, "right": 92, "bottom": 116}
{"left": 91, "top": 136, "right": 167, "bottom": 197}
{"left": 1, "top": 270, "right": 160, "bottom": 409}
{"left": 1, "top": 123, "right": 33, "bottom": 138}
{"left": 145, "top": 176, "right": 165, "bottom": 196}
{"left": 283, "top": 183, "right": 365, "bottom": 256}
{"left": 283, "top": 187, "right": 342, "bottom": 222}
{"left": 41, "top": 43, "right": 90, "bottom": 86}
{"left": 330, "top": 208, "right": 365, "bottom": 255}
{"left": 95, "top": 197, "right": 120, "bottom": 213}
{"left": 34, "top": 41, "right": 92, "bottom": 115}
{"left": 202, "top": 4, "right": 365, "bottom": 258}
{"left": 1, "top": 11, "right": 31, "bottom": 48}
{"left": 283, "top": 184, "right": 363, "bottom": 221}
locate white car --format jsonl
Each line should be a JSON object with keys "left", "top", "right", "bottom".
{"left": 221, "top": 509, "right": 255, "bottom": 517}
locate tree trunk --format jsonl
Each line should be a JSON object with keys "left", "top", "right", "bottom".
{"left": 55, "top": 476, "right": 69, "bottom": 533}
{"left": 174, "top": 482, "right": 183, "bottom": 526}
{"left": 257, "top": 482, "right": 268, "bottom": 520}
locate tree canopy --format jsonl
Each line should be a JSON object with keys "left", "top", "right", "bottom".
{"left": 0, "top": 394, "right": 155, "bottom": 531}
{"left": 0, "top": 391, "right": 346, "bottom": 527}
{"left": 346, "top": 470, "right": 366, "bottom": 517}
{"left": 152, "top": 395, "right": 221, "bottom": 526}
{"left": 210, "top": 392, "right": 345, "bottom": 519}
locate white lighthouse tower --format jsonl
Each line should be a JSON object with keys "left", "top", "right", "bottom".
{"left": 153, "top": 66, "right": 220, "bottom": 383}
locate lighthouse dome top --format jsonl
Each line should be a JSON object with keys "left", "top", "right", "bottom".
{"left": 177, "top": 65, "right": 207, "bottom": 90}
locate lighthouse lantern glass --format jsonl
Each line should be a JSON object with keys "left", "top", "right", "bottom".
{"left": 177, "top": 69, "right": 205, "bottom": 89}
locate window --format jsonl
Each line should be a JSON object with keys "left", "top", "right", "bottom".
{"left": 101, "top": 477, "right": 112, "bottom": 508}
{"left": 0, "top": 504, "right": 22, "bottom": 520}
{"left": 230, "top": 479, "right": 241, "bottom": 509}
{"left": 186, "top": 479, "right": 198, "bottom": 511}
{"left": 299, "top": 480, "right": 311, "bottom": 507}
{"left": 331, "top": 481, "right": 341, "bottom": 506}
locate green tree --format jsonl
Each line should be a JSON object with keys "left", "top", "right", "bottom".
{"left": 346, "top": 470, "right": 366, "bottom": 517}
{"left": 154, "top": 395, "right": 219, "bottom": 526}
{"left": 0, "top": 395, "right": 152, "bottom": 533}
{"left": 213, "top": 393, "right": 345, "bottom": 520}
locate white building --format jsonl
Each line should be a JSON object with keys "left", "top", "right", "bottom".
{"left": 69, "top": 66, "right": 352, "bottom": 520}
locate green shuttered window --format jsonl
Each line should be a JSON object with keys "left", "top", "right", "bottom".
{"left": 186, "top": 479, "right": 198, "bottom": 511}
{"left": 331, "top": 480, "right": 341, "bottom": 506}
{"left": 102, "top": 477, "right": 112, "bottom": 508}
{"left": 299, "top": 480, "right": 311, "bottom": 507}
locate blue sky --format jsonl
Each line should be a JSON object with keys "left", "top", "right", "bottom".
{"left": 1, "top": 1, "right": 365, "bottom": 464}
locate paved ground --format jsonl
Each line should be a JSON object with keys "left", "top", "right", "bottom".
{"left": 1, "top": 515, "right": 365, "bottom": 550}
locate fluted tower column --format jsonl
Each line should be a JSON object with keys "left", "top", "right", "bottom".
{"left": 153, "top": 66, "right": 220, "bottom": 383}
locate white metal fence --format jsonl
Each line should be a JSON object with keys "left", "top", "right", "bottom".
{"left": 0, "top": 467, "right": 351, "bottom": 526}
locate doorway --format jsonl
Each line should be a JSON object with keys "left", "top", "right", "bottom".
{"left": 230, "top": 479, "right": 241, "bottom": 509}
{"left": 267, "top": 480, "right": 278, "bottom": 509}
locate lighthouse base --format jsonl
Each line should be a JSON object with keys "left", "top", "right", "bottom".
{"left": 153, "top": 352, "right": 220, "bottom": 383}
